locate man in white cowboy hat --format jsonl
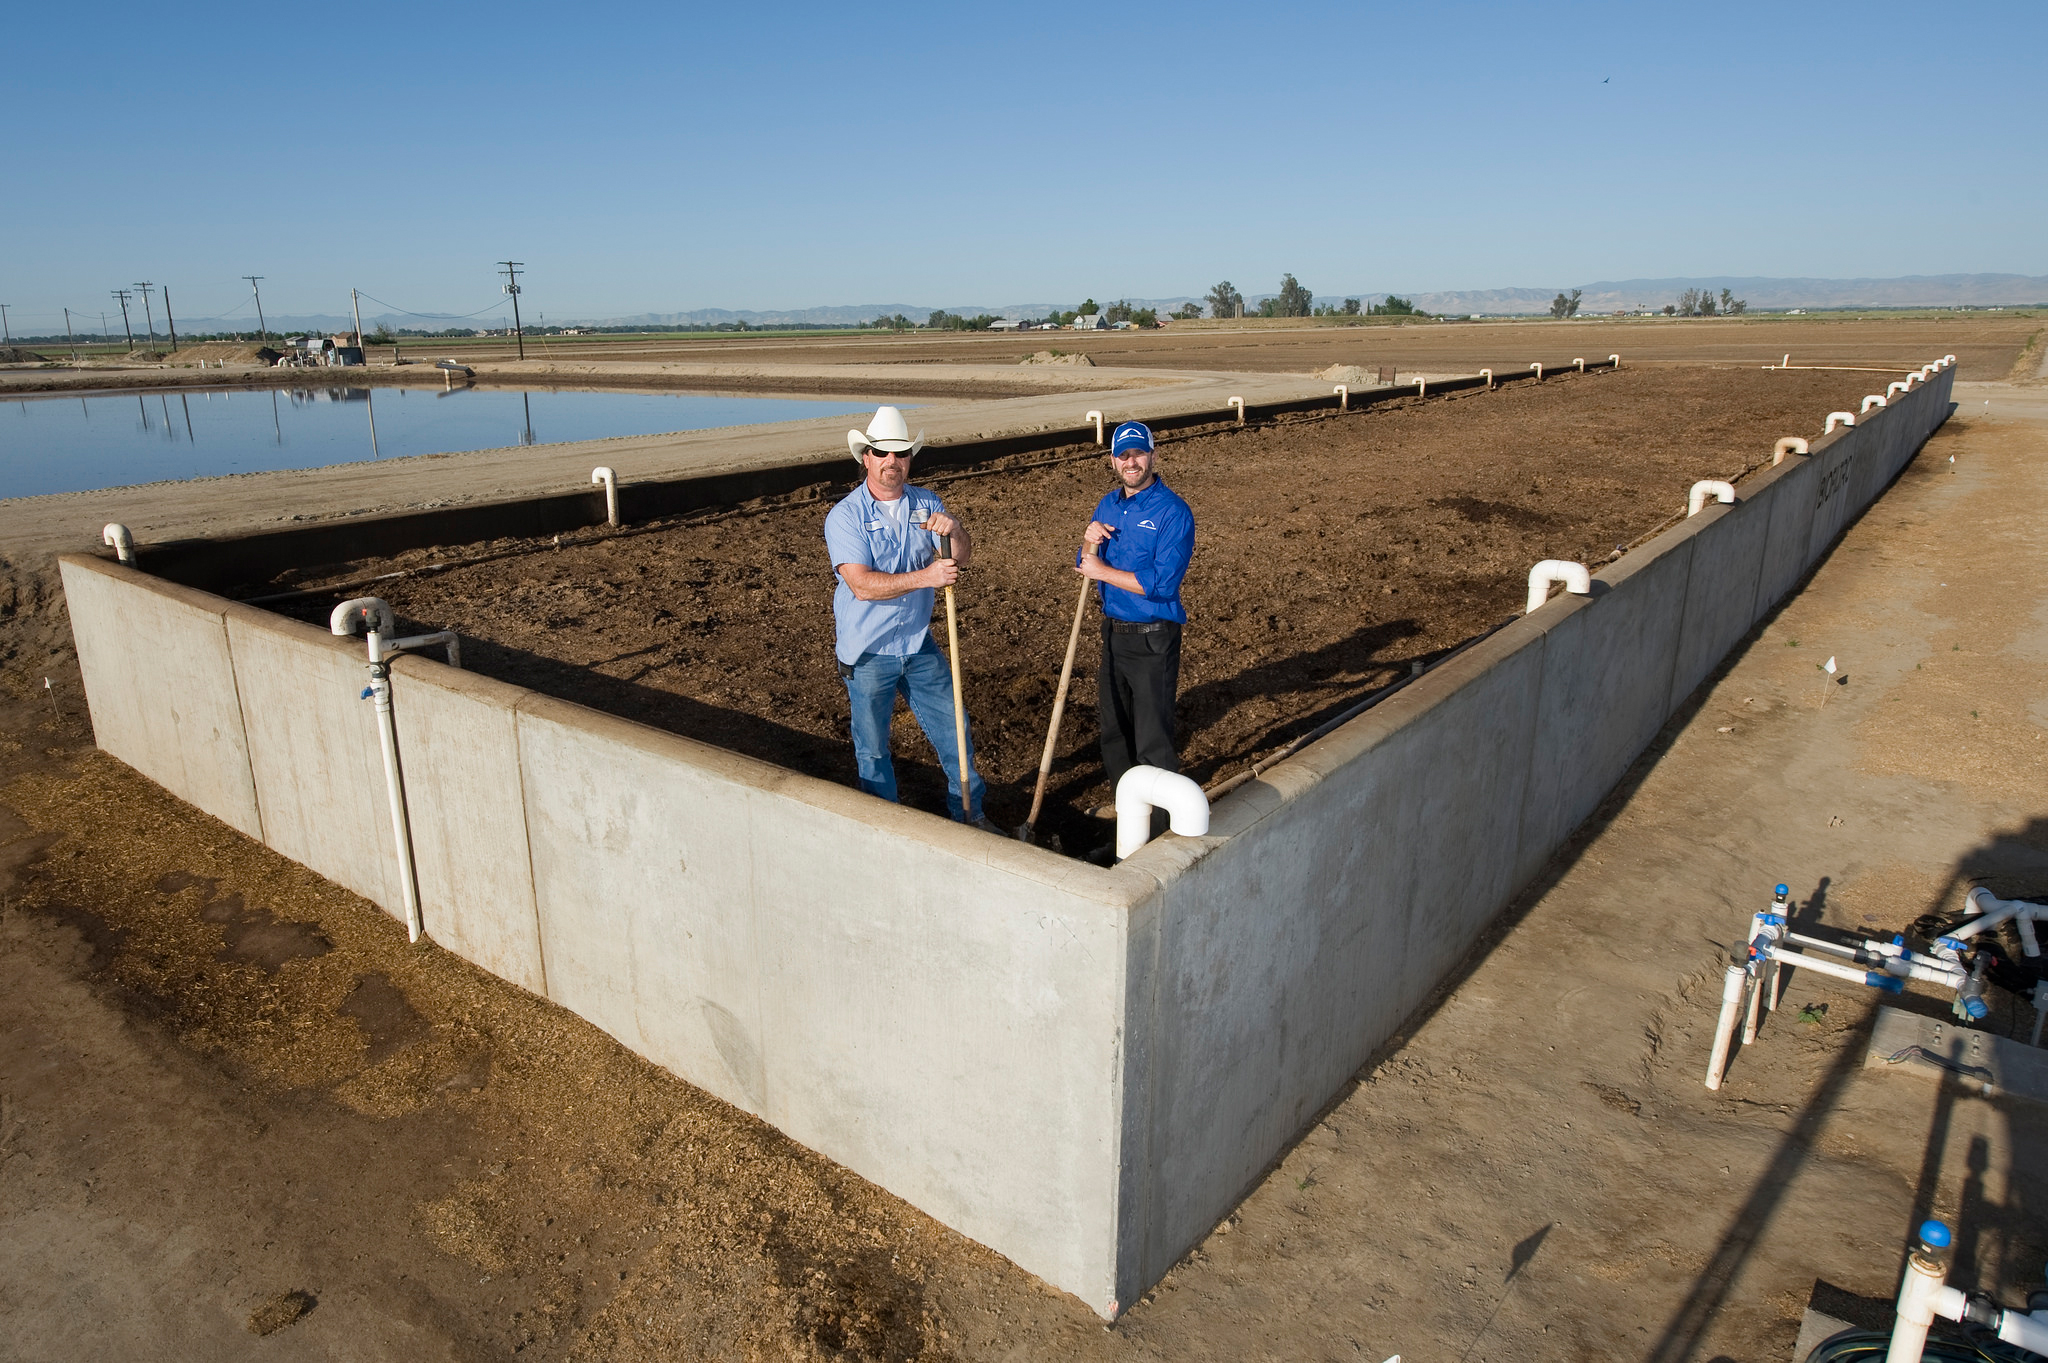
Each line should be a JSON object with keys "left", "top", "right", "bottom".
{"left": 824, "top": 406, "right": 993, "bottom": 828}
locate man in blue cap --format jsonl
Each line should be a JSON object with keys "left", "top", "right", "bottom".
{"left": 1077, "top": 420, "right": 1196, "bottom": 806}
{"left": 826, "top": 406, "right": 993, "bottom": 828}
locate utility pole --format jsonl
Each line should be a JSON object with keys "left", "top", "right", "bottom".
{"left": 244, "top": 276, "right": 267, "bottom": 345}
{"left": 0, "top": 303, "right": 10, "bottom": 346}
{"left": 64, "top": 307, "right": 78, "bottom": 360}
{"left": 134, "top": 281, "right": 158, "bottom": 348}
{"left": 351, "top": 288, "right": 365, "bottom": 348}
{"left": 498, "top": 260, "right": 525, "bottom": 359}
{"left": 111, "top": 290, "right": 135, "bottom": 349}
{"left": 163, "top": 287, "right": 178, "bottom": 351}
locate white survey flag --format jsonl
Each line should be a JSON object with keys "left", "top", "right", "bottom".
{"left": 1824, "top": 656, "right": 1837, "bottom": 674}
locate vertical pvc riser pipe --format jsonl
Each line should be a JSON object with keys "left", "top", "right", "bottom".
{"left": 1334, "top": 384, "right": 1347, "bottom": 411}
{"left": 1688, "top": 481, "right": 1736, "bottom": 516}
{"left": 1886, "top": 1223, "right": 1954, "bottom": 1363}
{"left": 1862, "top": 394, "right": 1887, "bottom": 414}
{"left": 1480, "top": 368, "right": 1492, "bottom": 390}
{"left": 1826, "top": 412, "right": 1856, "bottom": 434}
{"left": 1086, "top": 410, "right": 1104, "bottom": 445}
{"left": 362, "top": 634, "right": 425, "bottom": 944}
{"left": 1609, "top": 354, "right": 1620, "bottom": 368}
{"left": 1228, "top": 397, "right": 1244, "bottom": 424}
{"left": 1530, "top": 362, "right": 1543, "bottom": 381}
{"left": 1114, "top": 766, "right": 1210, "bottom": 860}
{"left": 1573, "top": 358, "right": 1585, "bottom": 372}
{"left": 1773, "top": 437, "right": 1809, "bottom": 467}
{"left": 102, "top": 523, "right": 135, "bottom": 564}
{"left": 1704, "top": 954, "right": 1749, "bottom": 1089}
{"left": 591, "top": 466, "right": 618, "bottom": 527}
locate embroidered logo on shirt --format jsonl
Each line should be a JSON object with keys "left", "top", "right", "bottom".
{"left": 1138, "top": 519, "right": 1158, "bottom": 530}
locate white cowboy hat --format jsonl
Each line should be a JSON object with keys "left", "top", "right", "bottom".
{"left": 847, "top": 405, "right": 925, "bottom": 464}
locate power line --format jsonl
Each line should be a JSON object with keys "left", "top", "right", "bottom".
{"left": 498, "top": 261, "right": 526, "bottom": 359}
{"left": 134, "top": 281, "right": 158, "bottom": 348}
{"left": 243, "top": 276, "right": 267, "bottom": 345}
{"left": 110, "top": 289, "right": 135, "bottom": 349}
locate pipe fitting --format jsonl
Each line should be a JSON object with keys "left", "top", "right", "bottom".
{"left": 1416, "top": 377, "right": 1426, "bottom": 398}
{"left": 1525, "top": 560, "right": 1591, "bottom": 614}
{"left": 1825, "top": 411, "right": 1856, "bottom": 434}
{"left": 1480, "top": 368, "right": 1492, "bottom": 389}
{"left": 1887, "top": 381, "right": 1908, "bottom": 399}
{"left": 1228, "top": 396, "right": 1244, "bottom": 424}
{"left": 1574, "top": 357, "right": 1585, "bottom": 372}
{"left": 331, "top": 596, "right": 397, "bottom": 639}
{"left": 1530, "top": 362, "right": 1543, "bottom": 380}
{"left": 1334, "top": 384, "right": 1347, "bottom": 411}
{"left": 1086, "top": 410, "right": 1104, "bottom": 445}
{"left": 1609, "top": 353, "right": 1621, "bottom": 368}
{"left": 1944, "top": 354, "right": 1956, "bottom": 365}
{"left": 1688, "top": 480, "right": 1736, "bottom": 516}
{"left": 1114, "top": 766, "right": 1210, "bottom": 860}
{"left": 1862, "top": 393, "right": 1887, "bottom": 413}
{"left": 591, "top": 466, "right": 618, "bottom": 527}
{"left": 1773, "top": 437, "right": 1809, "bottom": 466}
{"left": 101, "top": 523, "right": 135, "bottom": 564}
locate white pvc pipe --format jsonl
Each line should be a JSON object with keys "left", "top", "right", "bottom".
{"left": 329, "top": 598, "right": 462, "bottom": 946}
{"left": 1704, "top": 958, "right": 1748, "bottom": 1089}
{"left": 1886, "top": 1242, "right": 1955, "bottom": 1363}
{"left": 1962, "top": 887, "right": 2045, "bottom": 958}
{"left": 1416, "top": 377, "right": 1426, "bottom": 398}
{"left": 1480, "top": 368, "right": 1492, "bottom": 389}
{"left": 1525, "top": 560, "right": 1591, "bottom": 614}
{"left": 102, "top": 523, "right": 135, "bottom": 564}
{"left": 1334, "top": 384, "right": 1347, "bottom": 411}
{"left": 1888, "top": 381, "right": 1908, "bottom": 399}
{"left": 1825, "top": 411, "right": 1856, "bottom": 434}
{"left": 1900, "top": 374, "right": 1919, "bottom": 391}
{"left": 1609, "top": 353, "right": 1621, "bottom": 368}
{"left": 1944, "top": 354, "right": 1955, "bottom": 365}
{"left": 1574, "top": 357, "right": 1585, "bottom": 372}
{"left": 1086, "top": 410, "right": 1104, "bottom": 445}
{"left": 1687, "top": 480, "right": 1736, "bottom": 516}
{"left": 1228, "top": 396, "right": 1243, "bottom": 424}
{"left": 1530, "top": 361, "right": 1543, "bottom": 380}
{"left": 1114, "top": 765, "right": 1210, "bottom": 860}
{"left": 1861, "top": 393, "right": 1887, "bottom": 413}
{"left": 591, "top": 466, "right": 618, "bottom": 527}
{"left": 1773, "top": 437, "right": 1809, "bottom": 466}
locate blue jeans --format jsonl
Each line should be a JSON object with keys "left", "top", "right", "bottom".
{"left": 843, "top": 640, "right": 985, "bottom": 820}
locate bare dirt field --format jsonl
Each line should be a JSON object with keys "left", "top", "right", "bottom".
{"left": 252, "top": 366, "right": 1883, "bottom": 853}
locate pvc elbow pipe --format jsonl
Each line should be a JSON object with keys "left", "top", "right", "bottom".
{"left": 1086, "top": 410, "right": 1104, "bottom": 445}
{"left": 1944, "top": 354, "right": 1955, "bottom": 365}
{"left": 1609, "top": 353, "right": 1620, "bottom": 368}
{"left": 1530, "top": 362, "right": 1543, "bottom": 380}
{"left": 1334, "top": 384, "right": 1347, "bottom": 411}
{"left": 1574, "top": 357, "right": 1585, "bottom": 372}
{"left": 1773, "top": 437, "right": 1809, "bottom": 466}
{"left": 1114, "top": 765, "right": 1210, "bottom": 860}
{"left": 1525, "top": 560, "right": 1591, "bottom": 614}
{"left": 1480, "top": 368, "right": 1492, "bottom": 389}
{"left": 591, "top": 466, "right": 618, "bottom": 527}
{"left": 331, "top": 596, "right": 397, "bottom": 639}
{"left": 1862, "top": 394, "right": 1887, "bottom": 413}
{"left": 1416, "top": 377, "right": 1426, "bottom": 398}
{"left": 1228, "top": 397, "right": 1244, "bottom": 424}
{"left": 1825, "top": 411, "right": 1856, "bottom": 434}
{"left": 1688, "top": 480, "right": 1736, "bottom": 517}
{"left": 101, "top": 523, "right": 135, "bottom": 564}
{"left": 1888, "top": 381, "right": 1908, "bottom": 399}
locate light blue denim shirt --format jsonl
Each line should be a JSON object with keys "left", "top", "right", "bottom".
{"left": 824, "top": 481, "right": 949, "bottom": 665}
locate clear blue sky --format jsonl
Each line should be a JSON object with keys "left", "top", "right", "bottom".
{"left": 4, "top": 0, "right": 2040, "bottom": 331}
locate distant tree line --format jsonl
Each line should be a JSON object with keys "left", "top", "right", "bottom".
{"left": 1666, "top": 288, "right": 1747, "bottom": 317}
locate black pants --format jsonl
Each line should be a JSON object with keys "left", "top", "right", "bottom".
{"left": 1099, "top": 620, "right": 1182, "bottom": 791}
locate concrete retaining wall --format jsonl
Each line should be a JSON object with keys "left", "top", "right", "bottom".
{"left": 60, "top": 361, "right": 1954, "bottom": 1316}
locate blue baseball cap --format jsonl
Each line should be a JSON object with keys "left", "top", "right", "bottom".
{"left": 1110, "top": 421, "right": 1155, "bottom": 455}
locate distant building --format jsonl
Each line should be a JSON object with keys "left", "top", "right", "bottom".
{"left": 988, "top": 318, "right": 1022, "bottom": 331}
{"left": 1072, "top": 312, "right": 1106, "bottom": 330}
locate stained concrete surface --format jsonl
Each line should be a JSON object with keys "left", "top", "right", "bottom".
{"left": 1, "top": 381, "right": 2045, "bottom": 1360}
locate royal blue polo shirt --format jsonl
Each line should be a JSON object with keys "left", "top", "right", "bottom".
{"left": 824, "top": 481, "right": 950, "bottom": 664}
{"left": 1084, "top": 477, "right": 1195, "bottom": 624}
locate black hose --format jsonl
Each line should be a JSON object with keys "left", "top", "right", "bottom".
{"left": 1801, "top": 1325, "right": 2020, "bottom": 1362}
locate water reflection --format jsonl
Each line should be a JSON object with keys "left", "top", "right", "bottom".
{"left": 0, "top": 384, "right": 884, "bottom": 499}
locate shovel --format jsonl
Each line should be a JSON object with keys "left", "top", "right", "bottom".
{"left": 936, "top": 526, "right": 976, "bottom": 822}
{"left": 1019, "top": 571, "right": 1093, "bottom": 843}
